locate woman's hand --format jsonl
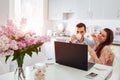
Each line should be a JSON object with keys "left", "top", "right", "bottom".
{"left": 88, "top": 45, "right": 93, "bottom": 52}
{"left": 88, "top": 45, "right": 100, "bottom": 63}
{"left": 91, "top": 32, "right": 98, "bottom": 43}
{"left": 106, "top": 53, "right": 114, "bottom": 65}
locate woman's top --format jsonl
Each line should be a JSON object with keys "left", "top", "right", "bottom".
{"left": 89, "top": 45, "right": 114, "bottom": 66}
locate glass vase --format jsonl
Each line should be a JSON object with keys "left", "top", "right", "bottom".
{"left": 14, "top": 67, "right": 25, "bottom": 80}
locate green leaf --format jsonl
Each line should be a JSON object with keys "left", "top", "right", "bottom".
{"left": 36, "top": 49, "right": 39, "bottom": 54}
{"left": 12, "top": 53, "right": 18, "bottom": 61}
{"left": 16, "top": 53, "right": 25, "bottom": 67}
{"left": 27, "top": 51, "right": 33, "bottom": 57}
{"left": 35, "top": 48, "right": 39, "bottom": 54}
{"left": 20, "top": 53, "right": 25, "bottom": 66}
{"left": 5, "top": 55, "right": 10, "bottom": 63}
{"left": 32, "top": 48, "right": 38, "bottom": 54}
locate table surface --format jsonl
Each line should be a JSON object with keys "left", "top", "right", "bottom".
{"left": 0, "top": 63, "right": 112, "bottom": 80}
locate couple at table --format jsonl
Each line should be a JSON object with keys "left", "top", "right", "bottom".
{"left": 70, "top": 22, "right": 114, "bottom": 66}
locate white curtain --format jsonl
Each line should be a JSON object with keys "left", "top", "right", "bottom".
{"left": 15, "top": 0, "right": 43, "bottom": 35}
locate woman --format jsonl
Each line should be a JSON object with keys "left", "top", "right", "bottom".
{"left": 88, "top": 28, "right": 114, "bottom": 66}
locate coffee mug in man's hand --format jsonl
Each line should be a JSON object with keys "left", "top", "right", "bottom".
{"left": 76, "top": 34, "right": 82, "bottom": 40}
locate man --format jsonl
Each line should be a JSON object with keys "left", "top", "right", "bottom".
{"left": 70, "top": 23, "right": 94, "bottom": 48}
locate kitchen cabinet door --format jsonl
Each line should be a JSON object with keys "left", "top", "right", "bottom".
{"left": 48, "top": 0, "right": 120, "bottom": 20}
{"left": 103, "top": 0, "right": 120, "bottom": 19}
{"left": 48, "top": 0, "right": 86, "bottom": 20}
{"left": 76, "top": 0, "right": 89, "bottom": 19}
{"left": 48, "top": 0, "right": 63, "bottom": 20}
{"left": 90, "top": 0, "right": 104, "bottom": 19}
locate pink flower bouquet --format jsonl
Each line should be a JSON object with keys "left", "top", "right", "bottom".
{"left": 0, "top": 19, "right": 50, "bottom": 80}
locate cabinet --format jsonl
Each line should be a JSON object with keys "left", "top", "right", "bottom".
{"left": 48, "top": 0, "right": 78, "bottom": 20}
{"left": 90, "top": 0, "right": 120, "bottom": 19}
{"left": 48, "top": 0, "right": 120, "bottom": 20}
{"left": 90, "top": 0, "right": 104, "bottom": 19}
{"left": 103, "top": 0, "right": 120, "bottom": 19}
{"left": 49, "top": 0, "right": 62, "bottom": 20}
{"left": 76, "top": 0, "right": 89, "bottom": 19}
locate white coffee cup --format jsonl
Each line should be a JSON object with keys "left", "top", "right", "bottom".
{"left": 76, "top": 34, "right": 82, "bottom": 40}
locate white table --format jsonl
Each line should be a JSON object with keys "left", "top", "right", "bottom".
{"left": 0, "top": 63, "right": 112, "bottom": 80}
{"left": 45, "top": 63, "right": 112, "bottom": 80}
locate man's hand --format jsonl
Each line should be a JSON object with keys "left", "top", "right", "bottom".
{"left": 70, "top": 35, "right": 77, "bottom": 42}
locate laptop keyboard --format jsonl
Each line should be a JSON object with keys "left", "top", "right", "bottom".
{"left": 88, "top": 62, "right": 95, "bottom": 70}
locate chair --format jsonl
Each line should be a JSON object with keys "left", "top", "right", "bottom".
{"left": 108, "top": 52, "right": 120, "bottom": 80}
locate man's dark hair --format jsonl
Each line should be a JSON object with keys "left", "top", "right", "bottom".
{"left": 76, "top": 23, "right": 86, "bottom": 31}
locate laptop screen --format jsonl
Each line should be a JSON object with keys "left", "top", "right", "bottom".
{"left": 54, "top": 41, "right": 89, "bottom": 70}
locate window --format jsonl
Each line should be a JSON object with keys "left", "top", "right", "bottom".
{"left": 15, "top": 0, "right": 44, "bottom": 35}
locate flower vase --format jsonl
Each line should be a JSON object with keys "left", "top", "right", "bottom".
{"left": 14, "top": 67, "right": 25, "bottom": 80}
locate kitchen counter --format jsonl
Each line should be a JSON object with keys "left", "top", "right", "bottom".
{"left": 112, "top": 41, "right": 120, "bottom": 45}
{"left": 55, "top": 36, "right": 70, "bottom": 42}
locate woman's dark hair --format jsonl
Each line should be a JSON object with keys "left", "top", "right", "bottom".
{"left": 76, "top": 23, "right": 86, "bottom": 31}
{"left": 95, "top": 28, "right": 114, "bottom": 58}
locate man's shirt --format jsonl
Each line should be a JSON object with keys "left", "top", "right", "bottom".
{"left": 72, "top": 37, "right": 94, "bottom": 48}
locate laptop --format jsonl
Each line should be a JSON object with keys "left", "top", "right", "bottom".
{"left": 54, "top": 41, "right": 94, "bottom": 71}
